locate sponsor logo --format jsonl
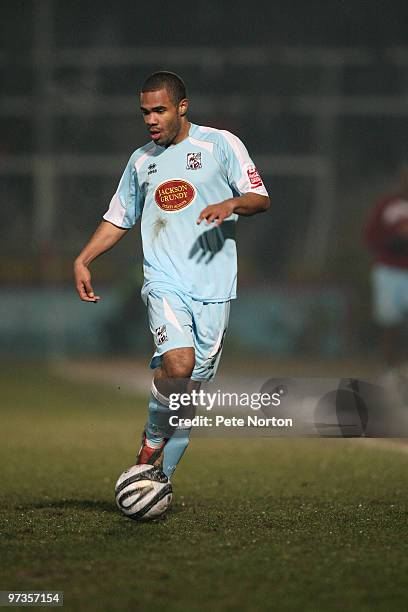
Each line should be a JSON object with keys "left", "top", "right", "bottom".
{"left": 154, "top": 179, "right": 196, "bottom": 212}
{"left": 155, "top": 324, "right": 168, "bottom": 345}
{"left": 148, "top": 163, "right": 157, "bottom": 175}
{"left": 247, "top": 165, "right": 263, "bottom": 188}
{"left": 186, "top": 152, "right": 202, "bottom": 170}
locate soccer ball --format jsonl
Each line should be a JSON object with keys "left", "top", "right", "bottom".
{"left": 115, "top": 464, "right": 172, "bottom": 520}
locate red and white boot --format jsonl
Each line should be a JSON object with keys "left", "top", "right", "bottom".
{"left": 136, "top": 432, "right": 167, "bottom": 467}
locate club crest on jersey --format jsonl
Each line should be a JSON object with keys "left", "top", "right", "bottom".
{"left": 247, "top": 165, "right": 263, "bottom": 189}
{"left": 186, "top": 152, "right": 202, "bottom": 170}
{"left": 155, "top": 325, "right": 168, "bottom": 345}
{"left": 154, "top": 179, "right": 196, "bottom": 212}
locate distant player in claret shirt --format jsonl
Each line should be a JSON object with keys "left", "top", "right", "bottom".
{"left": 365, "top": 165, "right": 408, "bottom": 367}
{"left": 74, "top": 71, "right": 270, "bottom": 481}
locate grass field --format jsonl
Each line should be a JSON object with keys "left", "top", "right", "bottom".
{"left": 1, "top": 363, "right": 408, "bottom": 611}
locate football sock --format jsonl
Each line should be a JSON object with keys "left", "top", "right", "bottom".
{"left": 162, "top": 427, "right": 191, "bottom": 478}
{"left": 144, "top": 380, "right": 173, "bottom": 445}
{"left": 143, "top": 379, "right": 192, "bottom": 477}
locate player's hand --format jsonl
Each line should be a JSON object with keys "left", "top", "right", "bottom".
{"left": 74, "top": 261, "right": 101, "bottom": 302}
{"left": 197, "top": 200, "right": 235, "bottom": 227}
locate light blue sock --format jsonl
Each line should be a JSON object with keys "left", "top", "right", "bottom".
{"left": 144, "top": 386, "right": 172, "bottom": 445}
{"left": 143, "top": 380, "right": 191, "bottom": 477}
{"left": 163, "top": 427, "right": 191, "bottom": 478}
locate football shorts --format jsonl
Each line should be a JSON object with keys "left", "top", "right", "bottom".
{"left": 146, "top": 289, "right": 230, "bottom": 381}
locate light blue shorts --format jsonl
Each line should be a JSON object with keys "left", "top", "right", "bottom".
{"left": 372, "top": 264, "right": 408, "bottom": 326}
{"left": 146, "top": 289, "right": 230, "bottom": 381}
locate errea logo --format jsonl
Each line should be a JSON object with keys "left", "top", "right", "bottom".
{"left": 148, "top": 163, "right": 157, "bottom": 175}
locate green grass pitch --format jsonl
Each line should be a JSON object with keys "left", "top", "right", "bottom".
{"left": 1, "top": 364, "right": 408, "bottom": 611}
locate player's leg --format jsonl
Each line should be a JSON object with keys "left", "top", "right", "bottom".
{"left": 160, "top": 301, "right": 231, "bottom": 477}
{"left": 137, "top": 348, "right": 197, "bottom": 473}
{"left": 159, "top": 300, "right": 231, "bottom": 476}
{"left": 136, "top": 290, "right": 195, "bottom": 473}
{"left": 373, "top": 265, "right": 408, "bottom": 405}
{"left": 372, "top": 265, "right": 404, "bottom": 366}
{"left": 155, "top": 349, "right": 199, "bottom": 477}
{"left": 191, "top": 300, "right": 231, "bottom": 383}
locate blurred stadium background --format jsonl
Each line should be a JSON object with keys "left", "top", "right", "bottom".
{"left": 2, "top": 4, "right": 408, "bottom": 609}
{"left": 1, "top": 0, "right": 408, "bottom": 365}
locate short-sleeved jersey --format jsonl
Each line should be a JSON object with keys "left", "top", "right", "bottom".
{"left": 103, "top": 122, "right": 268, "bottom": 302}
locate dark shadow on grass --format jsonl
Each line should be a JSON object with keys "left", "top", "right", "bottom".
{"left": 16, "top": 499, "right": 117, "bottom": 513}
{"left": 15, "top": 500, "right": 185, "bottom": 524}
{"left": 16, "top": 499, "right": 183, "bottom": 520}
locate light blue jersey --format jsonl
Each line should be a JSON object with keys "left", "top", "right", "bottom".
{"left": 103, "top": 123, "right": 268, "bottom": 302}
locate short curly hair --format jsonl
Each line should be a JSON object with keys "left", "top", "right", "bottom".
{"left": 141, "top": 71, "right": 187, "bottom": 105}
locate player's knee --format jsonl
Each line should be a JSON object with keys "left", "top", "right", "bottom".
{"left": 162, "top": 350, "right": 195, "bottom": 379}
{"left": 164, "top": 361, "right": 195, "bottom": 378}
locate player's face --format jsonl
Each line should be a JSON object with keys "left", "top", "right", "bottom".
{"left": 140, "top": 88, "right": 188, "bottom": 147}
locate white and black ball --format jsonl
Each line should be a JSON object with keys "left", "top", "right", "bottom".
{"left": 115, "top": 464, "right": 172, "bottom": 521}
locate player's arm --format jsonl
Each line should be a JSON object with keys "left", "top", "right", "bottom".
{"left": 197, "top": 193, "right": 270, "bottom": 226}
{"left": 198, "top": 131, "right": 270, "bottom": 226}
{"left": 74, "top": 220, "right": 129, "bottom": 302}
